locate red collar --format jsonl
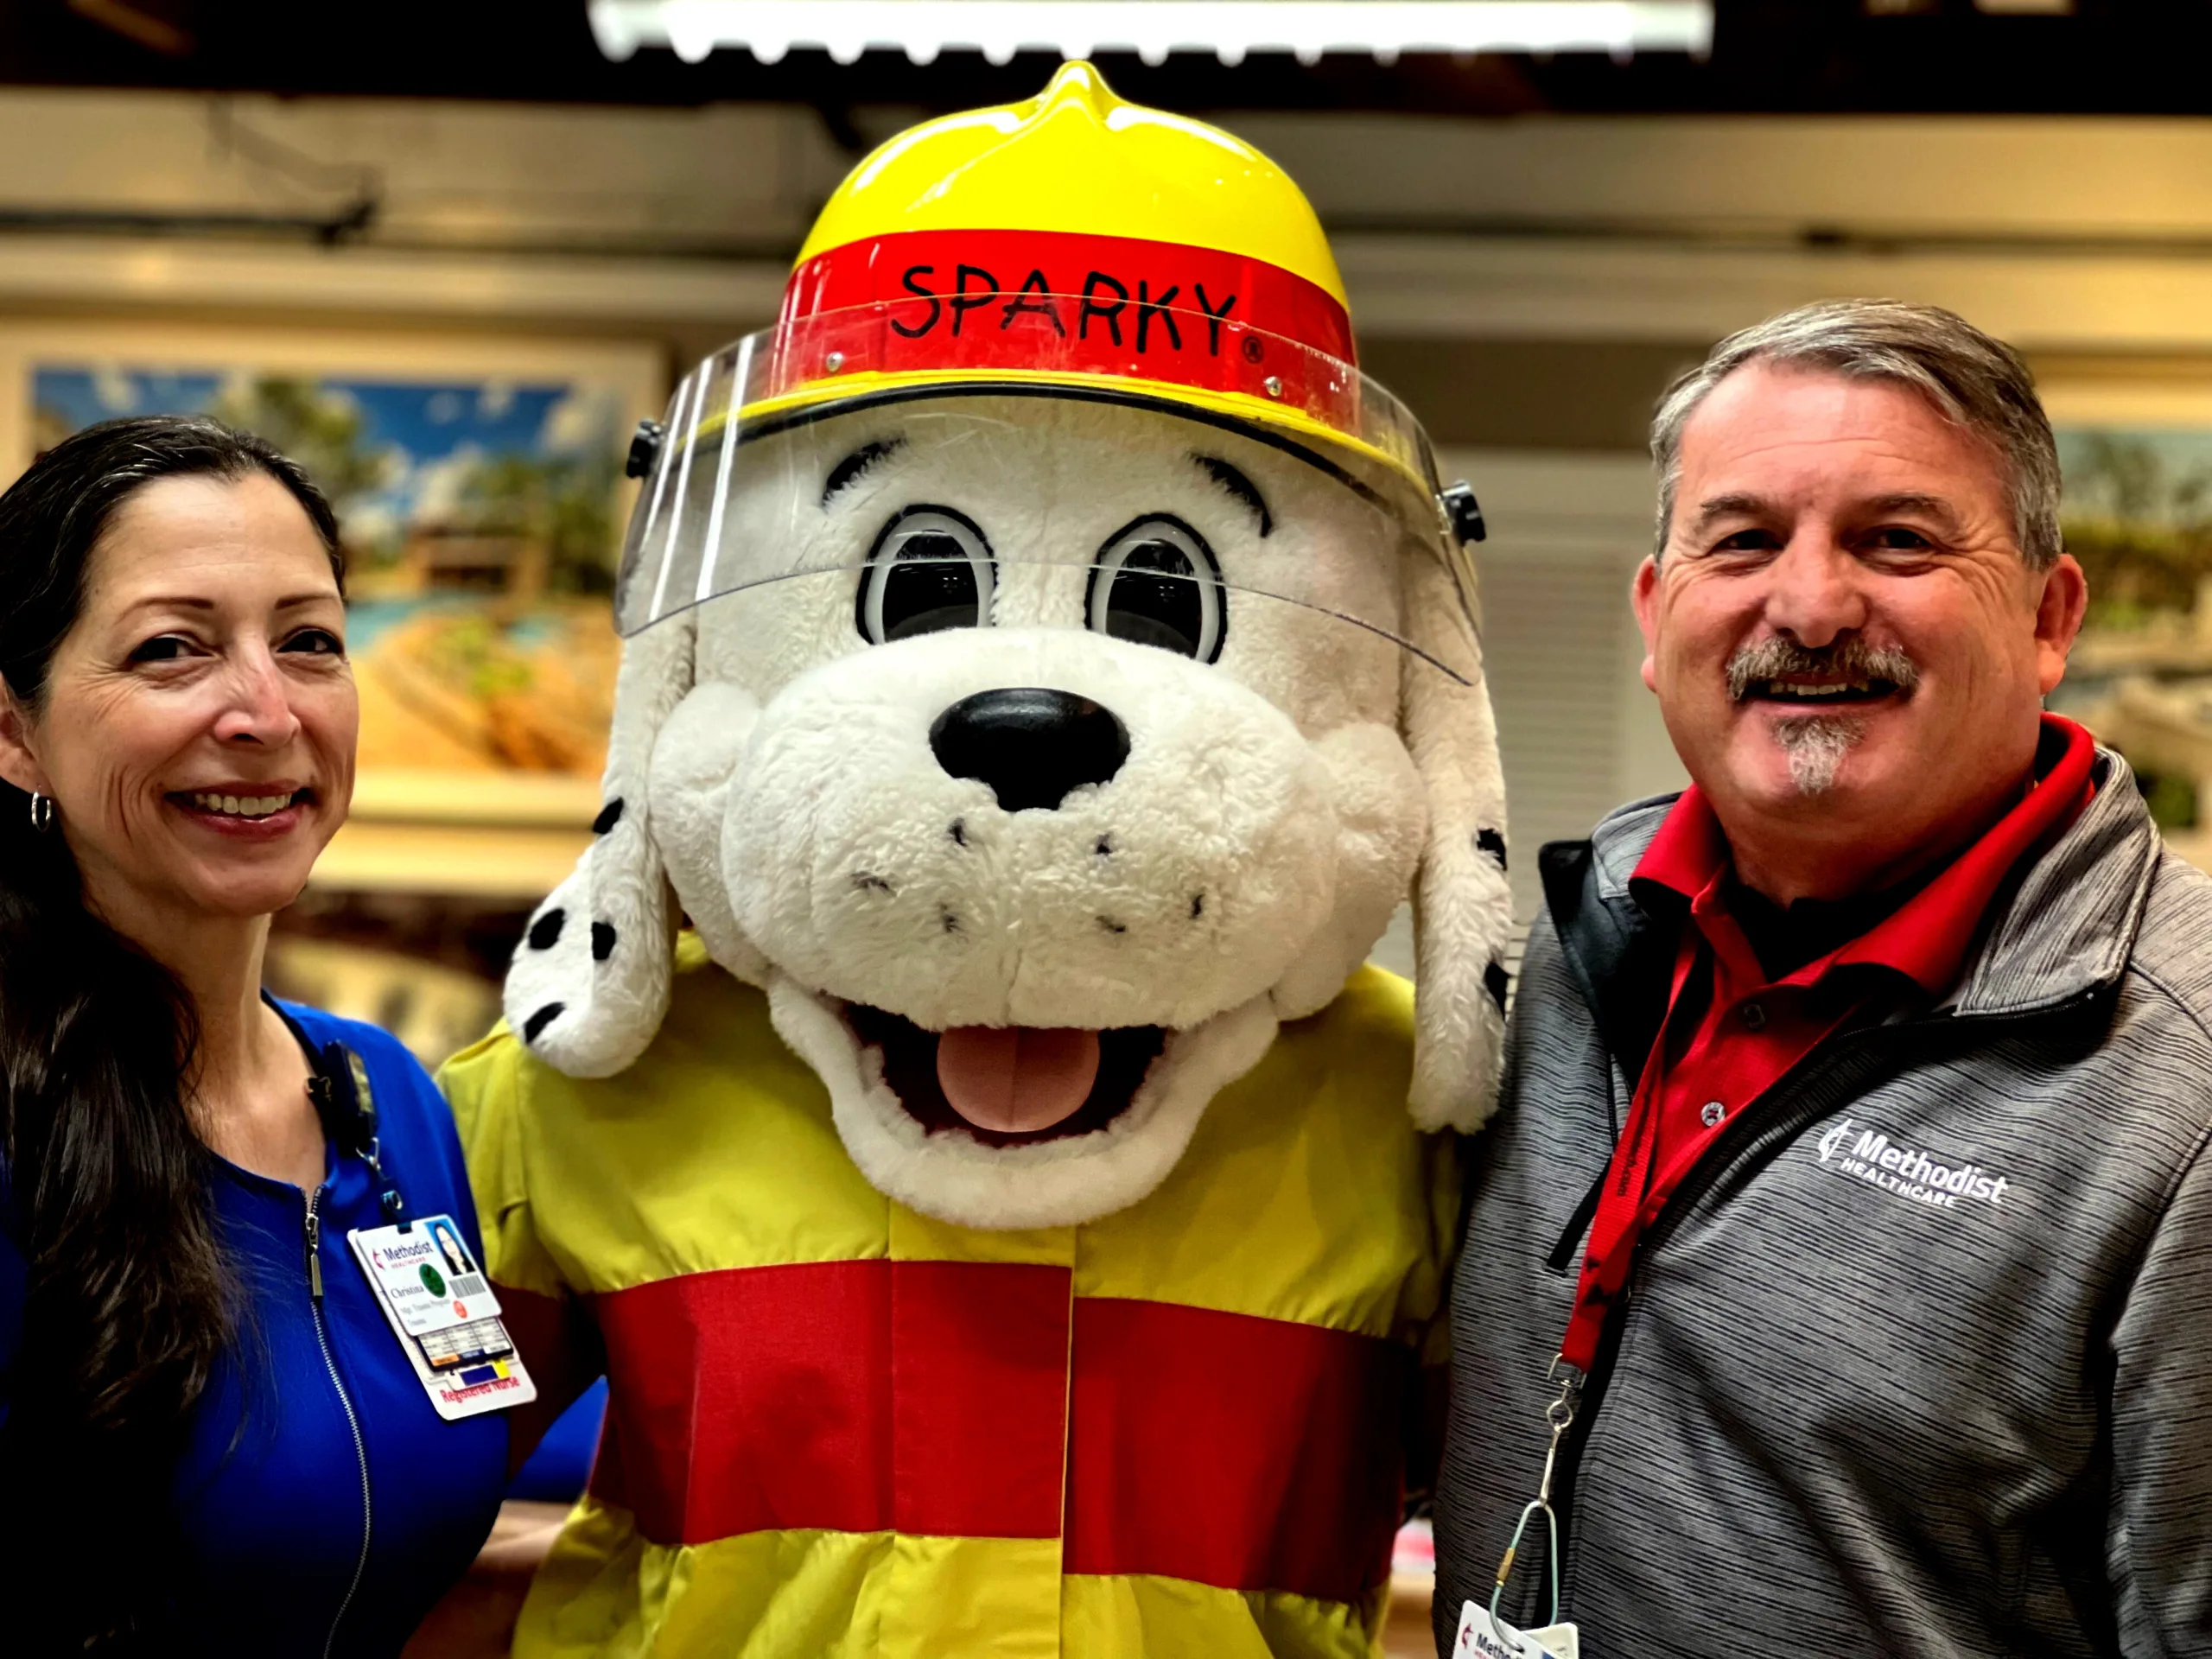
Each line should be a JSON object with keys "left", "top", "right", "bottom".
{"left": 1633, "top": 714, "right": 2096, "bottom": 996}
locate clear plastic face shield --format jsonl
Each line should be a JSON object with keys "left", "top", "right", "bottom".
{"left": 615, "top": 313, "right": 1483, "bottom": 689}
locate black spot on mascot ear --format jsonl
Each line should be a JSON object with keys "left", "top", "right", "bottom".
{"left": 593, "top": 798, "right": 626, "bottom": 836}
{"left": 592, "top": 921, "right": 617, "bottom": 962}
{"left": 523, "top": 1002, "right": 565, "bottom": 1044}
{"left": 1475, "top": 828, "right": 1508, "bottom": 871}
{"left": 528, "top": 908, "right": 566, "bottom": 950}
{"left": 1484, "top": 959, "right": 1510, "bottom": 1012}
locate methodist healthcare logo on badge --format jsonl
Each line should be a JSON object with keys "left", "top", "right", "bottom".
{"left": 1815, "top": 1118, "right": 2015, "bottom": 1211}
{"left": 371, "top": 1232, "right": 442, "bottom": 1274}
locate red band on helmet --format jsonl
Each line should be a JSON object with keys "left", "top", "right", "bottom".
{"left": 769, "top": 229, "right": 1358, "bottom": 430}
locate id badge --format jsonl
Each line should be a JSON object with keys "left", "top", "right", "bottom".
{"left": 1454, "top": 1600, "right": 1580, "bottom": 1659}
{"left": 347, "top": 1215, "right": 537, "bottom": 1421}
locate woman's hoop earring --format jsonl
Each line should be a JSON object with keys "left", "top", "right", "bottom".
{"left": 28, "top": 792, "right": 55, "bottom": 833}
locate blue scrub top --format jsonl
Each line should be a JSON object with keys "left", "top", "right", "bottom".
{"left": 0, "top": 1002, "right": 508, "bottom": 1656}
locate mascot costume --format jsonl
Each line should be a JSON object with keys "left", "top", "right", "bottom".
{"left": 444, "top": 61, "right": 1511, "bottom": 1658}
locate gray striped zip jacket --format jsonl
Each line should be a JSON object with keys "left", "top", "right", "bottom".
{"left": 1433, "top": 748, "right": 2212, "bottom": 1658}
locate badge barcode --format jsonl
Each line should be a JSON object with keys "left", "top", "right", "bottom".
{"left": 452, "top": 1274, "right": 489, "bottom": 1299}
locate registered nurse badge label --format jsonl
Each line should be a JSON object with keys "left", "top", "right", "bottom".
{"left": 348, "top": 1215, "right": 536, "bottom": 1421}
{"left": 1455, "top": 1601, "right": 1580, "bottom": 1659}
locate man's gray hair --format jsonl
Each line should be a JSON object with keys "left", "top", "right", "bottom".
{"left": 1649, "top": 299, "right": 2062, "bottom": 569}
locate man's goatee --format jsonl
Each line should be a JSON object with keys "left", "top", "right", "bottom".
{"left": 1770, "top": 715, "right": 1865, "bottom": 796}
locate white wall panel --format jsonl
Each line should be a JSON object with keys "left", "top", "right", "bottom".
{"left": 1447, "top": 448, "right": 1685, "bottom": 921}
{"left": 1372, "top": 448, "right": 1676, "bottom": 978}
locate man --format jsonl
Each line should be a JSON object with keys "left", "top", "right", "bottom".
{"left": 1433, "top": 299, "right": 2212, "bottom": 1658}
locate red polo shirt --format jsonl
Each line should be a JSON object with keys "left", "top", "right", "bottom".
{"left": 1560, "top": 714, "right": 2096, "bottom": 1372}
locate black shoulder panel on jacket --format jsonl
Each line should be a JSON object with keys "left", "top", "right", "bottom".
{"left": 1538, "top": 837, "right": 1678, "bottom": 1092}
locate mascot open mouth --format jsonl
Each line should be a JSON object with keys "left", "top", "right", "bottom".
{"left": 765, "top": 972, "right": 1279, "bottom": 1227}
{"left": 848, "top": 1005, "right": 1167, "bottom": 1147}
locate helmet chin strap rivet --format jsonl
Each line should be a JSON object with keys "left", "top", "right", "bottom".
{"left": 824, "top": 352, "right": 846, "bottom": 373}
{"left": 1262, "top": 376, "right": 1283, "bottom": 398}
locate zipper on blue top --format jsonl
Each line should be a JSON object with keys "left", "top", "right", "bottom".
{"left": 305, "top": 1185, "right": 372, "bottom": 1659}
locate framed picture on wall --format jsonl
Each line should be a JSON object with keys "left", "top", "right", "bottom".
{"left": 2037, "top": 372, "right": 2212, "bottom": 870}
{"left": 0, "top": 321, "right": 666, "bottom": 900}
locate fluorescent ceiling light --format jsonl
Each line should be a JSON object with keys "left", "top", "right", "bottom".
{"left": 588, "top": 2, "right": 1715, "bottom": 67}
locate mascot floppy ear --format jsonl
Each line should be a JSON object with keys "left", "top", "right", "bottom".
{"left": 1400, "top": 527, "right": 1515, "bottom": 1134}
{"left": 503, "top": 611, "right": 696, "bottom": 1078}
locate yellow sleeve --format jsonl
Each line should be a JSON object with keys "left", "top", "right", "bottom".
{"left": 437, "top": 1024, "right": 569, "bottom": 1303}
{"left": 1339, "top": 965, "right": 1461, "bottom": 1363}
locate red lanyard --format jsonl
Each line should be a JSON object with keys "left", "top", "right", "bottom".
{"left": 1558, "top": 930, "right": 1702, "bottom": 1371}
{"left": 1560, "top": 923, "right": 1858, "bottom": 1371}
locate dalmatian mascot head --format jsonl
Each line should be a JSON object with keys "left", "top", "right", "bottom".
{"left": 506, "top": 64, "right": 1512, "bottom": 1230}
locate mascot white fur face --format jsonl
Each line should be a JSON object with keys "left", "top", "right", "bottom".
{"left": 506, "top": 392, "right": 1511, "bottom": 1230}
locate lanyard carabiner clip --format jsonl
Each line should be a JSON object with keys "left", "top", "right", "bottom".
{"left": 1491, "top": 1356, "right": 1583, "bottom": 1630}
{"left": 1490, "top": 1496, "right": 1561, "bottom": 1632}
{"left": 310, "top": 1039, "right": 410, "bottom": 1228}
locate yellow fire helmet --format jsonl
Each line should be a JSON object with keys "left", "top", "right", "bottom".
{"left": 616, "top": 60, "right": 1485, "bottom": 664}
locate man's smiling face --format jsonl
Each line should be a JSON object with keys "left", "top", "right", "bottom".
{"left": 1634, "top": 359, "right": 2086, "bottom": 895}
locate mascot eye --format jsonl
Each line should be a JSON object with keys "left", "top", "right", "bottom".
{"left": 1085, "top": 516, "right": 1226, "bottom": 663}
{"left": 857, "top": 507, "right": 996, "bottom": 644}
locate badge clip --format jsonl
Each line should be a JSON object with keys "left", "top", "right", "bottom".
{"left": 310, "top": 1039, "right": 410, "bottom": 1228}
{"left": 1491, "top": 1355, "right": 1583, "bottom": 1633}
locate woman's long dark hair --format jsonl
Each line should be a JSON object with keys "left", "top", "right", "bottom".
{"left": 0, "top": 416, "right": 341, "bottom": 1651}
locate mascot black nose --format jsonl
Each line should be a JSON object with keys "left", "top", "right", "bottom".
{"left": 929, "top": 687, "right": 1129, "bottom": 812}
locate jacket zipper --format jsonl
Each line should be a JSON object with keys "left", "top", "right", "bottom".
{"left": 1539, "top": 991, "right": 2098, "bottom": 1603}
{"left": 306, "top": 1190, "right": 372, "bottom": 1659}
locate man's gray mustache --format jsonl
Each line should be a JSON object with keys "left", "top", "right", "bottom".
{"left": 1725, "top": 638, "right": 1921, "bottom": 703}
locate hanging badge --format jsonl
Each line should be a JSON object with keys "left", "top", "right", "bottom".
{"left": 347, "top": 1214, "right": 537, "bottom": 1421}
{"left": 1453, "top": 1600, "right": 1580, "bottom": 1659}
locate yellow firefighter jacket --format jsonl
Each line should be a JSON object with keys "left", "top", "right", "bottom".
{"left": 442, "top": 936, "right": 1458, "bottom": 1658}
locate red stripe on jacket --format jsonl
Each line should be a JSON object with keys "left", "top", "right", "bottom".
{"left": 575, "top": 1259, "right": 1408, "bottom": 1603}
{"left": 1063, "top": 1294, "right": 1408, "bottom": 1598}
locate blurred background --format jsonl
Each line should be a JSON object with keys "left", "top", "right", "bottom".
{"left": 9, "top": 2, "right": 2212, "bottom": 1648}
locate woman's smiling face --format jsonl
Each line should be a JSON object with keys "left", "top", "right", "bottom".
{"left": 0, "top": 470, "right": 357, "bottom": 925}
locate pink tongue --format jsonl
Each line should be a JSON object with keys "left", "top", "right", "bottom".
{"left": 935, "top": 1026, "right": 1103, "bottom": 1134}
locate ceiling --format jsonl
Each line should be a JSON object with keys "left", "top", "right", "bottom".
{"left": 13, "top": 1, "right": 2212, "bottom": 118}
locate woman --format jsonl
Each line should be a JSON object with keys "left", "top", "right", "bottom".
{"left": 0, "top": 416, "right": 509, "bottom": 1654}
